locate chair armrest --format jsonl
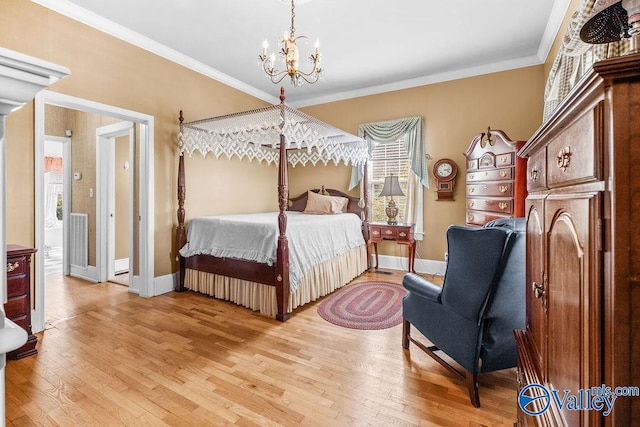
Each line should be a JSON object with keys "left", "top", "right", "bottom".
{"left": 402, "top": 273, "right": 443, "bottom": 303}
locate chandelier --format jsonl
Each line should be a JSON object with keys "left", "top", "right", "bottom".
{"left": 258, "top": 0, "right": 323, "bottom": 86}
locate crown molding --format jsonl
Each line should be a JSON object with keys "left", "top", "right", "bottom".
{"left": 536, "top": 0, "right": 572, "bottom": 62}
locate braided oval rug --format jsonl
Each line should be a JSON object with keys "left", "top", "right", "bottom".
{"left": 317, "top": 281, "right": 407, "bottom": 330}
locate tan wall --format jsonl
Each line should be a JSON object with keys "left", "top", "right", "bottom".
{"left": 1, "top": 0, "right": 581, "bottom": 276}
{"left": 298, "top": 66, "right": 546, "bottom": 261}
{"left": 1, "top": 0, "right": 269, "bottom": 276}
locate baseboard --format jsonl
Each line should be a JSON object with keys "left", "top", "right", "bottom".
{"left": 153, "top": 273, "right": 176, "bottom": 296}
{"left": 70, "top": 265, "right": 98, "bottom": 283}
{"left": 114, "top": 258, "right": 129, "bottom": 274}
{"left": 373, "top": 255, "right": 446, "bottom": 276}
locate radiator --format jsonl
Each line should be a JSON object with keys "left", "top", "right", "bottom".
{"left": 69, "top": 213, "right": 88, "bottom": 268}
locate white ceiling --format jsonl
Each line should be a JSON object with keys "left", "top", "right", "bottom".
{"left": 33, "top": 0, "right": 571, "bottom": 107}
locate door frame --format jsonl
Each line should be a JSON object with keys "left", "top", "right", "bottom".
{"left": 96, "top": 121, "right": 134, "bottom": 284}
{"left": 34, "top": 90, "right": 155, "bottom": 333}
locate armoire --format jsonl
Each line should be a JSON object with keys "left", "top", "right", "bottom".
{"left": 515, "top": 52, "right": 640, "bottom": 425}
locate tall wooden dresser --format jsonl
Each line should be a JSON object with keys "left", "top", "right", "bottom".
{"left": 463, "top": 129, "right": 527, "bottom": 226}
{"left": 5, "top": 244, "right": 38, "bottom": 359}
{"left": 515, "top": 53, "right": 640, "bottom": 425}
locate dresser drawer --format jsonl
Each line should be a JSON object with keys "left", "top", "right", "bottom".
{"left": 7, "top": 274, "right": 28, "bottom": 298}
{"left": 467, "top": 182, "right": 513, "bottom": 197}
{"left": 466, "top": 198, "right": 513, "bottom": 214}
{"left": 369, "top": 226, "right": 398, "bottom": 240}
{"left": 4, "top": 295, "right": 28, "bottom": 318}
{"left": 546, "top": 106, "right": 601, "bottom": 188}
{"left": 466, "top": 210, "right": 509, "bottom": 226}
{"left": 466, "top": 158, "right": 478, "bottom": 171}
{"left": 6, "top": 256, "right": 27, "bottom": 276}
{"left": 467, "top": 167, "right": 512, "bottom": 183}
{"left": 7, "top": 314, "right": 27, "bottom": 330}
{"left": 526, "top": 147, "right": 547, "bottom": 191}
{"left": 395, "top": 227, "right": 413, "bottom": 242}
{"left": 478, "top": 151, "right": 514, "bottom": 169}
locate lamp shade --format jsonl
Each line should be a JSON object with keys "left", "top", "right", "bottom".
{"left": 580, "top": 0, "right": 638, "bottom": 44}
{"left": 379, "top": 175, "right": 405, "bottom": 197}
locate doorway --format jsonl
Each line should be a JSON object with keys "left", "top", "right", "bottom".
{"left": 42, "top": 135, "right": 71, "bottom": 277}
{"left": 34, "top": 90, "right": 155, "bottom": 333}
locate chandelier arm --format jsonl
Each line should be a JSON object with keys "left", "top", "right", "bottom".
{"left": 271, "top": 72, "right": 290, "bottom": 85}
{"left": 296, "top": 72, "right": 320, "bottom": 84}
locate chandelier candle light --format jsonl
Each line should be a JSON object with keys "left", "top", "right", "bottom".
{"left": 379, "top": 174, "right": 405, "bottom": 225}
{"left": 259, "top": 0, "right": 323, "bottom": 86}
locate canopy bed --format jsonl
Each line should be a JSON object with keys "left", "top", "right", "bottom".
{"left": 176, "top": 88, "right": 370, "bottom": 321}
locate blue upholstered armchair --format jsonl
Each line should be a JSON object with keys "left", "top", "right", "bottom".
{"left": 402, "top": 218, "right": 525, "bottom": 407}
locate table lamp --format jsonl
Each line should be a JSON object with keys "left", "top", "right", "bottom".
{"left": 379, "top": 174, "right": 405, "bottom": 225}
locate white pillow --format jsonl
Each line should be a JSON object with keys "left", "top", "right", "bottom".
{"left": 303, "top": 190, "right": 349, "bottom": 214}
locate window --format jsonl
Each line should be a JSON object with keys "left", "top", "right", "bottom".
{"left": 369, "top": 135, "right": 410, "bottom": 223}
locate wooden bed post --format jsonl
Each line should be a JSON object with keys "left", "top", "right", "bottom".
{"left": 275, "top": 87, "right": 291, "bottom": 321}
{"left": 176, "top": 110, "right": 187, "bottom": 292}
{"left": 362, "top": 131, "right": 371, "bottom": 269}
{"left": 363, "top": 160, "right": 370, "bottom": 268}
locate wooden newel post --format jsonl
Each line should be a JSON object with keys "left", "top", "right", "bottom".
{"left": 176, "top": 110, "right": 187, "bottom": 292}
{"left": 276, "top": 87, "right": 291, "bottom": 321}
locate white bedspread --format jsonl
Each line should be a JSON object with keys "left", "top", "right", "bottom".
{"left": 179, "top": 211, "right": 365, "bottom": 291}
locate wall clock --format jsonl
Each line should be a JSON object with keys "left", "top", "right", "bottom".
{"left": 433, "top": 158, "right": 458, "bottom": 201}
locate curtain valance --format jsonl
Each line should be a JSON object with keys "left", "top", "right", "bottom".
{"left": 349, "top": 116, "right": 428, "bottom": 189}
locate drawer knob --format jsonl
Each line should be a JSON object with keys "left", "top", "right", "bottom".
{"left": 469, "top": 187, "right": 475, "bottom": 194}
{"left": 499, "top": 185, "right": 509, "bottom": 193}
{"left": 556, "top": 146, "right": 571, "bottom": 171}
{"left": 7, "top": 262, "right": 19, "bottom": 273}
{"left": 499, "top": 202, "right": 508, "bottom": 210}
{"left": 399, "top": 232, "right": 406, "bottom": 237}
{"left": 530, "top": 168, "right": 538, "bottom": 181}
{"left": 384, "top": 230, "right": 393, "bottom": 235}
{"left": 469, "top": 174, "right": 474, "bottom": 180}
{"left": 500, "top": 170, "right": 508, "bottom": 178}
{"left": 468, "top": 200, "right": 474, "bottom": 208}
{"left": 467, "top": 214, "right": 473, "bottom": 223}
{"left": 372, "top": 230, "right": 380, "bottom": 235}
{"left": 501, "top": 155, "right": 508, "bottom": 163}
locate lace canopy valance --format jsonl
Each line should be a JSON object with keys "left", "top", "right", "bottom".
{"left": 179, "top": 103, "right": 368, "bottom": 167}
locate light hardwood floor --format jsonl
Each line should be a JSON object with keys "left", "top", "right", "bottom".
{"left": 6, "top": 270, "right": 517, "bottom": 426}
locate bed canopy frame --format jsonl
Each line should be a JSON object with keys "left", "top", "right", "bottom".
{"left": 176, "top": 88, "right": 370, "bottom": 321}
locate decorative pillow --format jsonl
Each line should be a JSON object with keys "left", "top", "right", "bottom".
{"left": 303, "top": 190, "right": 349, "bottom": 214}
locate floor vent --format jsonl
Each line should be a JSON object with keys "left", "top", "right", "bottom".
{"left": 69, "top": 213, "right": 88, "bottom": 268}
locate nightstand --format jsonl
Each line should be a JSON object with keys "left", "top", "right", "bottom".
{"left": 367, "top": 222, "right": 416, "bottom": 273}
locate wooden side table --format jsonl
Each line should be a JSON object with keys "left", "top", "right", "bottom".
{"left": 367, "top": 223, "right": 416, "bottom": 273}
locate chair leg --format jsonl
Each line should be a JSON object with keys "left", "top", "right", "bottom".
{"left": 466, "top": 372, "right": 480, "bottom": 408}
{"left": 402, "top": 318, "right": 410, "bottom": 349}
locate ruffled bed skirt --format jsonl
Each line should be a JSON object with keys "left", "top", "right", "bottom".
{"left": 184, "top": 244, "right": 367, "bottom": 316}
